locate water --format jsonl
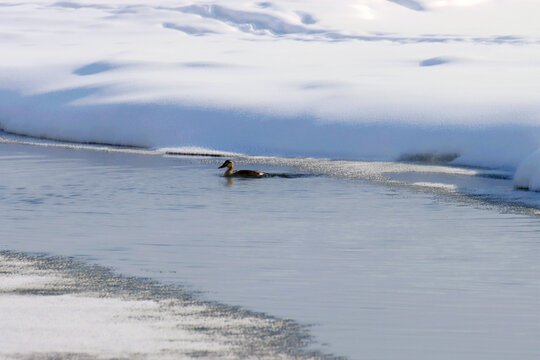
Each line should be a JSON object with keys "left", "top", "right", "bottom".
{"left": 1, "top": 142, "right": 539, "bottom": 359}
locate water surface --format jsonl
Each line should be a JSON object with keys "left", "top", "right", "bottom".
{"left": 1, "top": 143, "right": 539, "bottom": 359}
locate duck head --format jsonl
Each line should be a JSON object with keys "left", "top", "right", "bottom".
{"left": 218, "top": 160, "right": 233, "bottom": 169}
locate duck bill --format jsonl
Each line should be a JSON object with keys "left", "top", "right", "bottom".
{"left": 218, "top": 164, "right": 226, "bottom": 169}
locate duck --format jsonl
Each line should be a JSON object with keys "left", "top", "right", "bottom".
{"left": 218, "top": 160, "right": 266, "bottom": 178}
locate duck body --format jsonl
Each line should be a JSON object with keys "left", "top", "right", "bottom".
{"left": 218, "top": 160, "right": 266, "bottom": 178}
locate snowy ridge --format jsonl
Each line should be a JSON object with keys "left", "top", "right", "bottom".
{"left": 0, "top": 0, "right": 539, "bottom": 185}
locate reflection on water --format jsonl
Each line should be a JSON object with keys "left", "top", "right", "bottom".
{"left": 222, "top": 173, "right": 313, "bottom": 187}
{"left": 1, "top": 143, "right": 539, "bottom": 360}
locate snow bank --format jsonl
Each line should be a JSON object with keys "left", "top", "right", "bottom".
{"left": 514, "top": 149, "right": 540, "bottom": 191}
{"left": 0, "top": 0, "right": 539, "bottom": 169}
{"left": 0, "top": 251, "right": 314, "bottom": 359}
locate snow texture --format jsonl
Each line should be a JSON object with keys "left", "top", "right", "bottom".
{"left": 0, "top": 0, "right": 539, "bottom": 183}
{"left": 0, "top": 251, "right": 316, "bottom": 360}
{"left": 514, "top": 149, "right": 540, "bottom": 191}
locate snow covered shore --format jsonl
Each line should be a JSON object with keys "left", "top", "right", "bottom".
{"left": 0, "top": 1, "right": 539, "bottom": 183}
{"left": 0, "top": 251, "right": 321, "bottom": 360}
{"left": 514, "top": 150, "right": 540, "bottom": 191}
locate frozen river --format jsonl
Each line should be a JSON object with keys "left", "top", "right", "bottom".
{"left": 1, "top": 142, "right": 539, "bottom": 359}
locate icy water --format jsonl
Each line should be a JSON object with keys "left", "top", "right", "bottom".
{"left": 1, "top": 143, "right": 540, "bottom": 360}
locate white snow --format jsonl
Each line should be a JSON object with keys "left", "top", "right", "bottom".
{"left": 413, "top": 182, "right": 457, "bottom": 190}
{"left": 0, "top": 295, "right": 227, "bottom": 358}
{"left": 514, "top": 149, "right": 540, "bottom": 191}
{"left": 0, "top": 275, "right": 60, "bottom": 291}
{"left": 0, "top": 253, "right": 301, "bottom": 359}
{"left": 0, "top": 0, "right": 539, "bottom": 182}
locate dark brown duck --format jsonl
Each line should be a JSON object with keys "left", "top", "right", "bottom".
{"left": 218, "top": 160, "right": 266, "bottom": 178}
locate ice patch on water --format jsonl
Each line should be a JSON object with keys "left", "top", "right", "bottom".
{"left": 0, "top": 251, "right": 319, "bottom": 359}
{"left": 0, "top": 294, "right": 225, "bottom": 357}
{"left": 412, "top": 182, "right": 457, "bottom": 191}
{"left": 237, "top": 156, "right": 479, "bottom": 182}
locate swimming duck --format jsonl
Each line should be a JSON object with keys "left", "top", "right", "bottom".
{"left": 218, "top": 160, "right": 266, "bottom": 178}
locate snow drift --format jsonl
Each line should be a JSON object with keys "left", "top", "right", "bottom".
{"left": 514, "top": 149, "right": 540, "bottom": 191}
{"left": 0, "top": 0, "right": 539, "bottom": 175}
